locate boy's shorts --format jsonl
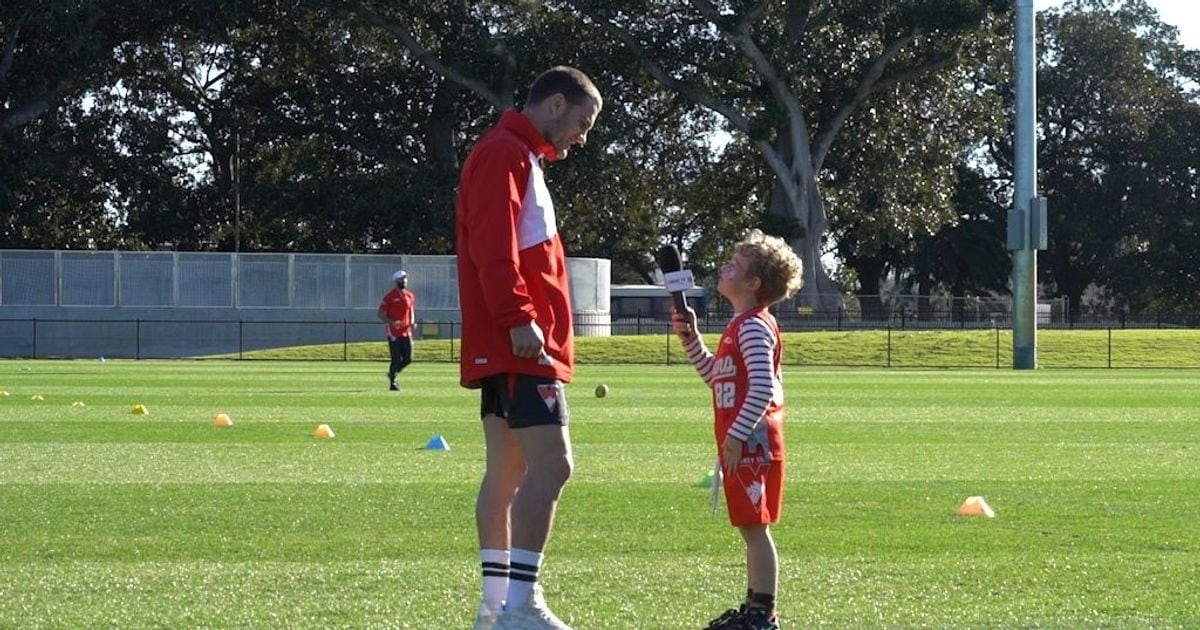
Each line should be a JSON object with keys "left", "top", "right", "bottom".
{"left": 479, "top": 373, "right": 569, "bottom": 429}
{"left": 723, "top": 458, "right": 784, "bottom": 526}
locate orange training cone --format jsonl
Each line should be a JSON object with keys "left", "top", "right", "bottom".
{"left": 313, "top": 424, "right": 335, "bottom": 439}
{"left": 213, "top": 413, "right": 233, "bottom": 427}
{"left": 956, "top": 496, "right": 996, "bottom": 518}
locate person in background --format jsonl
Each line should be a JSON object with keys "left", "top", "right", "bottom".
{"left": 377, "top": 269, "right": 415, "bottom": 391}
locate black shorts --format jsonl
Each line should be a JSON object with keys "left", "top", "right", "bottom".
{"left": 479, "top": 373, "right": 569, "bottom": 429}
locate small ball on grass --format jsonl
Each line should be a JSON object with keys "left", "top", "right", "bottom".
{"left": 595, "top": 384, "right": 609, "bottom": 398}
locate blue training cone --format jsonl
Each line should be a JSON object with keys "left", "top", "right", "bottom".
{"left": 424, "top": 434, "right": 450, "bottom": 451}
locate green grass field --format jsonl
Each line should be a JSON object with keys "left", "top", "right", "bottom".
{"left": 2, "top": 360, "right": 1198, "bottom": 628}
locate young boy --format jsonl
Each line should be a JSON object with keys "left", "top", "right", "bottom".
{"left": 670, "top": 230, "right": 804, "bottom": 630}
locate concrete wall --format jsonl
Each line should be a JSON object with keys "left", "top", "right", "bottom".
{"left": 0, "top": 251, "right": 611, "bottom": 358}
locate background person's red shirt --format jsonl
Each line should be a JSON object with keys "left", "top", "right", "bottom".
{"left": 380, "top": 288, "right": 415, "bottom": 338}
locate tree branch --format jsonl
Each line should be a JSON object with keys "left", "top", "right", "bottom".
{"left": 563, "top": 1, "right": 752, "bottom": 133}
{"left": 0, "top": 95, "right": 52, "bottom": 130}
{"left": 788, "top": 1, "right": 833, "bottom": 39}
{"left": 0, "top": 19, "right": 22, "bottom": 83}
{"left": 691, "top": 0, "right": 814, "bottom": 180}
{"left": 812, "top": 28, "right": 929, "bottom": 170}
{"left": 346, "top": 1, "right": 509, "bottom": 110}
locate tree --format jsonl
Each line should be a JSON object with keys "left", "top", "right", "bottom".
{"left": 560, "top": 0, "right": 1009, "bottom": 311}
{"left": 824, "top": 18, "right": 1009, "bottom": 319}
{"left": 328, "top": 0, "right": 751, "bottom": 279}
{"left": 1036, "top": 0, "right": 1199, "bottom": 319}
{"left": 1104, "top": 98, "right": 1200, "bottom": 314}
{"left": 1, "top": 1, "right": 177, "bottom": 248}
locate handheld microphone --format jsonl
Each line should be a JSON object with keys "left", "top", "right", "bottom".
{"left": 655, "top": 244, "right": 694, "bottom": 314}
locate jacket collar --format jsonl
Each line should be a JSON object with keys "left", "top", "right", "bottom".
{"left": 498, "top": 109, "right": 559, "bottom": 162}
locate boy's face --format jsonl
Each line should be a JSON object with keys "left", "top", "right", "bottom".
{"left": 717, "top": 252, "right": 761, "bottom": 303}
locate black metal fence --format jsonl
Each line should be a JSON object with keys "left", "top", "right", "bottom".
{"left": 3, "top": 312, "right": 1199, "bottom": 368}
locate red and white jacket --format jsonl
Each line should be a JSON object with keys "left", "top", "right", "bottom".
{"left": 455, "top": 110, "right": 574, "bottom": 388}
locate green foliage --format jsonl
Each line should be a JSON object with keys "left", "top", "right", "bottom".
{"left": 1036, "top": 1, "right": 1200, "bottom": 317}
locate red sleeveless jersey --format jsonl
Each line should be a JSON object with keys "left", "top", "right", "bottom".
{"left": 712, "top": 308, "right": 785, "bottom": 461}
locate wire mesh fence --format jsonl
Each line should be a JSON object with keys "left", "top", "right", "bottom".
{"left": 3, "top": 315, "right": 1200, "bottom": 368}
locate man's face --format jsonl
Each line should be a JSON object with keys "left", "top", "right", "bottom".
{"left": 544, "top": 94, "right": 601, "bottom": 159}
{"left": 396, "top": 278, "right": 407, "bottom": 290}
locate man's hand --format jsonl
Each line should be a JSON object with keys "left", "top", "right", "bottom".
{"left": 509, "top": 322, "right": 546, "bottom": 359}
{"left": 722, "top": 435, "right": 743, "bottom": 475}
{"left": 670, "top": 307, "right": 699, "bottom": 340}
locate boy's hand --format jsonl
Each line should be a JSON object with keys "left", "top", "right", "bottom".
{"left": 722, "top": 435, "right": 742, "bottom": 475}
{"left": 670, "top": 307, "right": 699, "bottom": 340}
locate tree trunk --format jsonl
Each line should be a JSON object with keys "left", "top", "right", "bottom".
{"left": 915, "top": 273, "right": 934, "bottom": 322}
{"left": 764, "top": 139, "right": 840, "bottom": 313}
{"left": 426, "top": 80, "right": 458, "bottom": 174}
{"left": 853, "top": 257, "right": 886, "bottom": 321}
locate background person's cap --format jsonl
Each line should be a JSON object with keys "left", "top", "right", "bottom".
{"left": 392, "top": 270, "right": 407, "bottom": 280}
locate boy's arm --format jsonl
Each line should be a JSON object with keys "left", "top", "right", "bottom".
{"left": 681, "top": 332, "right": 718, "bottom": 386}
{"left": 725, "top": 318, "right": 776, "bottom": 442}
{"left": 671, "top": 308, "right": 717, "bottom": 385}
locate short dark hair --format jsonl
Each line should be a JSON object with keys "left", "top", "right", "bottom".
{"left": 527, "top": 66, "right": 601, "bottom": 107}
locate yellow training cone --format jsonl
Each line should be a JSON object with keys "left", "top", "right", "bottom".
{"left": 131, "top": 404, "right": 149, "bottom": 415}
{"left": 213, "top": 413, "right": 233, "bottom": 427}
{"left": 956, "top": 496, "right": 995, "bottom": 518}
{"left": 31, "top": 394, "right": 44, "bottom": 401}
{"left": 313, "top": 424, "right": 335, "bottom": 439}
{"left": 0, "top": 390, "right": 10, "bottom": 397}
{"left": 72, "top": 401, "right": 86, "bottom": 408}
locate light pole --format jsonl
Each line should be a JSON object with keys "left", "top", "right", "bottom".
{"left": 1008, "top": 0, "right": 1047, "bottom": 369}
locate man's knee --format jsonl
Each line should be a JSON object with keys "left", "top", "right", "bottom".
{"left": 531, "top": 453, "right": 573, "bottom": 489}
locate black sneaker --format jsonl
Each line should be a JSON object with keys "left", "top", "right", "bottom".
{"left": 738, "top": 608, "right": 780, "bottom": 630}
{"left": 704, "top": 606, "right": 745, "bottom": 629}
{"left": 388, "top": 381, "right": 399, "bottom": 391}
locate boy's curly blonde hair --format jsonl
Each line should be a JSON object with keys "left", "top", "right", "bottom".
{"left": 735, "top": 230, "right": 805, "bottom": 306}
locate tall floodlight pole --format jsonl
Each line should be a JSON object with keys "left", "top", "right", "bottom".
{"left": 1008, "top": 0, "right": 1047, "bottom": 369}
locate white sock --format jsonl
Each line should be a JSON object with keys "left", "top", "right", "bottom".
{"left": 505, "top": 548, "right": 544, "bottom": 609}
{"left": 480, "top": 549, "right": 510, "bottom": 612}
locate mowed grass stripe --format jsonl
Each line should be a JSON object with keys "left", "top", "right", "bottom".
{"left": 3, "top": 480, "right": 1196, "bottom": 560}
{"left": 1, "top": 441, "right": 1195, "bottom": 484}
{"left": 3, "top": 554, "right": 1193, "bottom": 628}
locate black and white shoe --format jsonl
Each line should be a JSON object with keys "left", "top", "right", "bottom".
{"left": 388, "top": 381, "right": 399, "bottom": 391}
{"left": 704, "top": 606, "right": 745, "bottom": 629}
{"left": 735, "top": 609, "right": 780, "bottom": 630}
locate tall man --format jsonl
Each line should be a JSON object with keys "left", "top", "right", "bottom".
{"left": 456, "top": 67, "right": 602, "bottom": 630}
{"left": 377, "top": 269, "right": 415, "bottom": 391}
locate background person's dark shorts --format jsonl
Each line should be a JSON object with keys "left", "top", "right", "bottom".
{"left": 479, "top": 373, "right": 569, "bottom": 428}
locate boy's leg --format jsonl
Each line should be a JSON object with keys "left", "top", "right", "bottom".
{"left": 739, "top": 524, "right": 778, "bottom": 609}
